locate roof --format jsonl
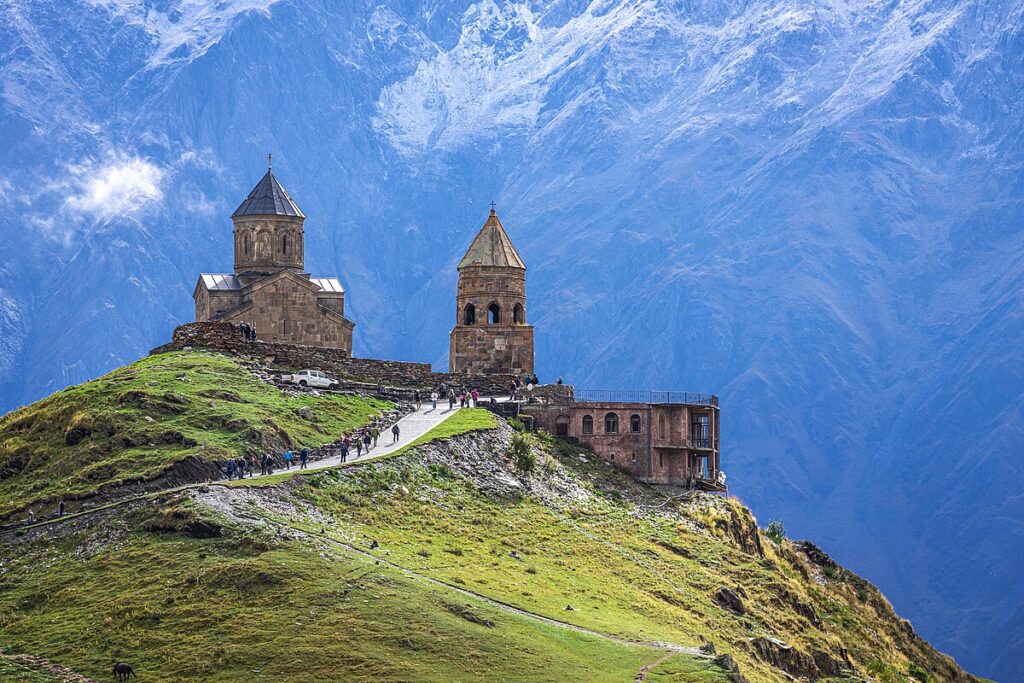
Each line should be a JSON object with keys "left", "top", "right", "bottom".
{"left": 458, "top": 208, "right": 526, "bottom": 269}
{"left": 199, "top": 273, "right": 241, "bottom": 290}
{"left": 231, "top": 169, "right": 305, "bottom": 218}
{"left": 310, "top": 277, "right": 345, "bottom": 293}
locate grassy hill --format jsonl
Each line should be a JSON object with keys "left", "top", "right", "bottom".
{"left": 0, "top": 352, "right": 389, "bottom": 522}
{"left": 0, "top": 354, "right": 979, "bottom": 682}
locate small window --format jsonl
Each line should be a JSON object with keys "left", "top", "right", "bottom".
{"left": 487, "top": 302, "right": 501, "bottom": 324}
{"left": 658, "top": 414, "right": 666, "bottom": 439}
{"left": 513, "top": 303, "right": 525, "bottom": 324}
{"left": 582, "top": 415, "right": 594, "bottom": 435}
{"left": 630, "top": 414, "right": 641, "bottom": 433}
{"left": 609, "top": 453, "right": 615, "bottom": 462}
{"left": 282, "top": 233, "right": 288, "bottom": 254}
{"left": 604, "top": 412, "right": 619, "bottom": 434}
{"left": 659, "top": 453, "right": 664, "bottom": 468}
{"left": 631, "top": 452, "right": 637, "bottom": 462}
{"left": 464, "top": 303, "right": 476, "bottom": 325}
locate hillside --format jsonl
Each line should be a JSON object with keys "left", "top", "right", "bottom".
{"left": 0, "top": 357, "right": 978, "bottom": 682}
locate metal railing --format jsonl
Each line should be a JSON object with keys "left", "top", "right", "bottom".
{"left": 574, "top": 389, "right": 718, "bottom": 407}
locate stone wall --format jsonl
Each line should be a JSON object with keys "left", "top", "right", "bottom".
{"left": 152, "top": 321, "right": 517, "bottom": 395}
{"left": 450, "top": 324, "right": 535, "bottom": 376}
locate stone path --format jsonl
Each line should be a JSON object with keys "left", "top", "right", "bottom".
{"left": 241, "top": 402, "right": 464, "bottom": 480}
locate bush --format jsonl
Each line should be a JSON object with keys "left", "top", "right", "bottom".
{"left": 765, "top": 520, "right": 786, "bottom": 544}
{"left": 507, "top": 418, "right": 526, "bottom": 433}
{"left": 907, "top": 663, "right": 931, "bottom": 682}
{"left": 511, "top": 435, "right": 536, "bottom": 474}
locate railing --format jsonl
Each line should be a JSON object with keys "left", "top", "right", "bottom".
{"left": 574, "top": 389, "right": 718, "bottom": 407}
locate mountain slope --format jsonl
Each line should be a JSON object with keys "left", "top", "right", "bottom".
{"left": 0, "top": 1, "right": 1021, "bottom": 678}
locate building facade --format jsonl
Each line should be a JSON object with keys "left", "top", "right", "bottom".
{"left": 449, "top": 208, "right": 535, "bottom": 376}
{"left": 523, "top": 391, "right": 723, "bottom": 489}
{"left": 192, "top": 163, "right": 355, "bottom": 352}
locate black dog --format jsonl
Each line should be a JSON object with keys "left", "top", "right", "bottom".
{"left": 113, "top": 662, "right": 135, "bottom": 681}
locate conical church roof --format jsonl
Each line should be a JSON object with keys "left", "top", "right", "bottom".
{"left": 458, "top": 208, "right": 526, "bottom": 269}
{"left": 231, "top": 169, "right": 305, "bottom": 218}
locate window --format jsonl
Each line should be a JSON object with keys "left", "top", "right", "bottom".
{"left": 513, "top": 303, "right": 525, "bottom": 324}
{"left": 630, "top": 414, "right": 641, "bottom": 433}
{"left": 659, "top": 453, "right": 664, "bottom": 468}
{"left": 282, "top": 233, "right": 288, "bottom": 254}
{"left": 604, "top": 412, "right": 619, "bottom": 434}
{"left": 463, "top": 303, "right": 476, "bottom": 325}
{"left": 609, "top": 453, "right": 615, "bottom": 462}
{"left": 242, "top": 231, "right": 252, "bottom": 256}
{"left": 631, "top": 452, "right": 637, "bottom": 462}
{"left": 691, "top": 414, "right": 710, "bottom": 448}
{"left": 487, "top": 302, "right": 501, "bottom": 324}
{"left": 582, "top": 415, "right": 594, "bottom": 435}
{"left": 658, "top": 414, "right": 666, "bottom": 439}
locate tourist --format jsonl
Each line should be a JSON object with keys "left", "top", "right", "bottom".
{"left": 355, "top": 436, "right": 363, "bottom": 458}
{"left": 57, "top": 499, "right": 65, "bottom": 517}
{"left": 284, "top": 449, "right": 293, "bottom": 470}
{"left": 471, "top": 388, "right": 479, "bottom": 406}
{"left": 372, "top": 427, "right": 380, "bottom": 447}
{"left": 510, "top": 381, "right": 518, "bottom": 401}
{"left": 26, "top": 508, "right": 35, "bottom": 524}
{"left": 300, "top": 447, "right": 309, "bottom": 470}
{"left": 260, "top": 453, "right": 269, "bottom": 476}
{"left": 430, "top": 390, "right": 438, "bottom": 410}
{"left": 341, "top": 434, "right": 351, "bottom": 462}
{"left": 237, "top": 456, "right": 247, "bottom": 478}
{"left": 240, "top": 322, "right": 250, "bottom": 341}
{"left": 362, "top": 431, "right": 372, "bottom": 453}
{"left": 448, "top": 389, "right": 456, "bottom": 410}
{"left": 392, "top": 424, "right": 400, "bottom": 443}
{"left": 376, "top": 380, "right": 383, "bottom": 396}
{"left": 251, "top": 324, "right": 258, "bottom": 341}
{"left": 226, "top": 458, "right": 236, "bottom": 480}
{"left": 414, "top": 389, "right": 421, "bottom": 409}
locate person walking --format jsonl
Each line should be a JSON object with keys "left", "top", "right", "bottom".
{"left": 448, "top": 388, "right": 456, "bottom": 411}
{"left": 26, "top": 508, "right": 36, "bottom": 524}
{"left": 414, "top": 390, "right": 421, "bottom": 409}
{"left": 57, "top": 499, "right": 65, "bottom": 517}
{"left": 355, "top": 436, "right": 363, "bottom": 458}
{"left": 284, "top": 449, "right": 293, "bottom": 470}
{"left": 509, "top": 380, "right": 518, "bottom": 401}
{"left": 391, "top": 423, "right": 400, "bottom": 443}
{"left": 226, "top": 458, "right": 236, "bottom": 480}
{"left": 362, "top": 431, "right": 372, "bottom": 454}
{"left": 430, "top": 390, "right": 438, "bottom": 410}
{"left": 376, "top": 380, "right": 383, "bottom": 397}
{"left": 371, "top": 427, "right": 380, "bottom": 447}
{"left": 471, "top": 388, "right": 479, "bottom": 406}
{"left": 260, "top": 453, "right": 268, "bottom": 476}
{"left": 299, "top": 447, "right": 309, "bottom": 470}
{"left": 237, "top": 456, "right": 247, "bottom": 478}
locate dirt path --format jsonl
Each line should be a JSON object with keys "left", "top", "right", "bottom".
{"left": 1, "top": 653, "right": 98, "bottom": 683}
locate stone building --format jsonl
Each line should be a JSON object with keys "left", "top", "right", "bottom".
{"left": 449, "top": 207, "right": 535, "bottom": 376}
{"left": 192, "top": 163, "right": 355, "bottom": 352}
{"left": 523, "top": 390, "right": 724, "bottom": 489}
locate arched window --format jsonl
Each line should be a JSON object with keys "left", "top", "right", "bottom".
{"left": 582, "top": 415, "right": 594, "bottom": 435}
{"left": 487, "top": 302, "right": 501, "bottom": 324}
{"left": 658, "top": 414, "right": 666, "bottom": 439}
{"left": 513, "top": 303, "right": 525, "bottom": 324}
{"left": 242, "top": 231, "right": 252, "bottom": 256}
{"left": 555, "top": 415, "right": 570, "bottom": 437}
{"left": 630, "top": 414, "right": 641, "bottom": 433}
{"left": 463, "top": 303, "right": 476, "bottom": 325}
{"left": 282, "top": 233, "right": 288, "bottom": 255}
{"left": 604, "top": 412, "right": 619, "bottom": 434}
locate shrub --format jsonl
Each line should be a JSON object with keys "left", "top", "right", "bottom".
{"left": 511, "top": 435, "right": 536, "bottom": 474}
{"left": 765, "top": 520, "right": 786, "bottom": 544}
{"left": 908, "top": 663, "right": 931, "bottom": 682}
{"left": 856, "top": 587, "right": 869, "bottom": 602}
{"left": 507, "top": 418, "right": 526, "bottom": 433}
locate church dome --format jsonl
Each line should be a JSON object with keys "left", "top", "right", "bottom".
{"left": 231, "top": 168, "right": 305, "bottom": 219}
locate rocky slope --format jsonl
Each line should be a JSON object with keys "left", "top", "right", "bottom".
{"left": 1, "top": 2, "right": 1021, "bottom": 678}
{"left": 0, "top": 357, "right": 979, "bottom": 681}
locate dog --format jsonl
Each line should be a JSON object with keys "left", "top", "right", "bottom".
{"left": 113, "top": 662, "right": 135, "bottom": 681}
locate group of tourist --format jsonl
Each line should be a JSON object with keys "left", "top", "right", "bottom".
{"left": 223, "top": 447, "right": 312, "bottom": 480}
{"left": 418, "top": 383, "right": 482, "bottom": 411}
{"left": 336, "top": 419, "right": 401, "bottom": 463}
{"left": 238, "top": 322, "right": 258, "bottom": 342}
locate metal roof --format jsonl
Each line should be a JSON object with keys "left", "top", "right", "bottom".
{"left": 311, "top": 277, "right": 345, "bottom": 293}
{"left": 200, "top": 273, "right": 242, "bottom": 290}
{"left": 231, "top": 170, "right": 305, "bottom": 218}
{"left": 458, "top": 208, "right": 526, "bottom": 269}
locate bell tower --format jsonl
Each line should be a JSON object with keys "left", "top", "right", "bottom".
{"left": 232, "top": 155, "right": 305, "bottom": 284}
{"left": 449, "top": 207, "right": 535, "bottom": 376}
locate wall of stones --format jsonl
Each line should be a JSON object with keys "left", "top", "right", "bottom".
{"left": 450, "top": 324, "right": 535, "bottom": 375}
{"left": 152, "top": 321, "right": 517, "bottom": 395}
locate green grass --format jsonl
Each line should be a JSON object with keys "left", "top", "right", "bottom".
{"left": 0, "top": 506, "right": 666, "bottom": 682}
{"left": 0, "top": 352, "right": 390, "bottom": 520}
{"left": 0, "top": 657, "right": 67, "bottom": 682}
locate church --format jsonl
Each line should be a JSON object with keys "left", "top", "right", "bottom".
{"left": 192, "top": 162, "right": 355, "bottom": 353}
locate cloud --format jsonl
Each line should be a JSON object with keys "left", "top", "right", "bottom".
{"left": 63, "top": 156, "right": 166, "bottom": 222}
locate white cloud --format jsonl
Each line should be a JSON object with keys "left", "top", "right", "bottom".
{"left": 62, "top": 155, "right": 166, "bottom": 222}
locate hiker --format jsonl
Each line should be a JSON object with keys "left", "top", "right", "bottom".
{"left": 355, "top": 436, "right": 363, "bottom": 458}
{"left": 439, "top": 381, "right": 447, "bottom": 396}
{"left": 226, "top": 458, "right": 236, "bottom": 480}
{"left": 236, "top": 456, "right": 247, "bottom": 478}
{"left": 284, "top": 449, "right": 293, "bottom": 470}
{"left": 392, "top": 424, "right": 400, "bottom": 443}
{"left": 414, "top": 389, "right": 421, "bottom": 409}
{"left": 376, "top": 380, "right": 383, "bottom": 396}
{"left": 430, "top": 390, "right": 438, "bottom": 410}
{"left": 260, "top": 453, "right": 269, "bottom": 476}
{"left": 372, "top": 427, "right": 380, "bottom": 447}
{"left": 362, "top": 431, "right": 372, "bottom": 453}
{"left": 471, "top": 388, "right": 479, "bottom": 406}
{"left": 300, "top": 447, "right": 309, "bottom": 470}
{"left": 57, "top": 499, "right": 65, "bottom": 517}
{"left": 26, "top": 508, "right": 35, "bottom": 523}
{"left": 448, "top": 388, "right": 456, "bottom": 410}
{"left": 239, "top": 322, "right": 250, "bottom": 340}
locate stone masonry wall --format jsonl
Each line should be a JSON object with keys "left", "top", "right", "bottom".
{"left": 152, "top": 321, "right": 517, "bottom": 395}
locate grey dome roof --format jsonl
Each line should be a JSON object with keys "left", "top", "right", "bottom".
{"left": 231, "top": 170, "right": 305, "bottom": 218}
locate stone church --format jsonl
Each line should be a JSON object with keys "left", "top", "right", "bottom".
{"left": 449, "top": 207, "right": 535, "bottom": 376}
{"left": 192, "top": 164, "right": 355, "bottom": 352}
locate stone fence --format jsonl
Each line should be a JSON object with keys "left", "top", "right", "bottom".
{"left": 151, "top": 321, "right": 519, "bottom": 396}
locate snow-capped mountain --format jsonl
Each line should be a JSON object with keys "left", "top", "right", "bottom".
{"left": 1, "top": 0, "right": 1021, "bottom": 678}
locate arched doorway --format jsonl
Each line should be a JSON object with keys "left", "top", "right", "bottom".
{"left": 555, "top": 415, "right": 570, "bottom": 437}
